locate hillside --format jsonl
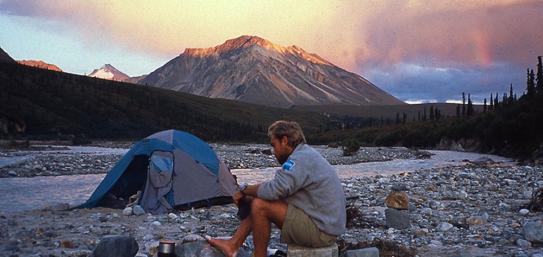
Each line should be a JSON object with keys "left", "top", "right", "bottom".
{"left": 0, "top": 62, "right": 325, "bottom": 141}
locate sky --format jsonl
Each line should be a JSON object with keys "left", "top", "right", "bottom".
{"left": 1, "top": 0, "right": 542, "bottom": 103}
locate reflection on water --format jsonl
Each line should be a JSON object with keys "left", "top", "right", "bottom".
{"left": 0, "top": 150, "right": 512, "bottom": 214}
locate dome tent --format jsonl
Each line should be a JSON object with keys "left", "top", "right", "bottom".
{"left": 80, "top": 130, "right": 237, "bottom": 214}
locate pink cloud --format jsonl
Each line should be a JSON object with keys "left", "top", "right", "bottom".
{"left": 1, "top": 0, "right": 541, "bottom": 72}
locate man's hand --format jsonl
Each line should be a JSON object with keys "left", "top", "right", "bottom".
{"left": 233, "top": 191, "right": 244, "bottom": 206}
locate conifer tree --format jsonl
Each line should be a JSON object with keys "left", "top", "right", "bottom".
{"left": 494, "top": 93, "right": 499, "bottom": 109}
{"left": 402, "top": 113, "right": 407, "bottom": 124}
{"left": 537, "top": 56, "right": 543, "bottom": 93}
{"left": 467, "top": 94, "right": 474, "bottom": 116}
{"left": 483, "top": 98, "right": 487, "bottom": 112}
{"left": 490, "top": 93, "right": 494, "bottom": 111}
{"left": 429, "top": 105, "right": 434, "bottom": 120}
{"left": 462, "top": 92, "right": 466, "bottom": 116}
{"left": 509, "top": 84, "right": 514, "bottom": 103}
{"left": 527, "top": 68, "right": 535, "bottom": 97}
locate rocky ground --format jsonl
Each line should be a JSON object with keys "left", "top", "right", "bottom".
{"left": 1, "top": 161, "right": 542, "bottom": 256}
{"left": 0, "top": 143, "right": 429, "bottom": 178}
{"left": 0, "top": 143, "right": 542, "bottom": 256}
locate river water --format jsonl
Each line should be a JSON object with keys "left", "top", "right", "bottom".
{"left": 0, "top": 147, "right": 512, "bottom": 214}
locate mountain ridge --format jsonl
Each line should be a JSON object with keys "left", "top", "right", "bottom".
{"left": 141, "top": 35, "right": 404, "bottom": 107}
{"left": 17, "top": 60, "right": 62, "bottom": 72}
{"left": 0, "top": 47, "right": 15, "bottom": 63}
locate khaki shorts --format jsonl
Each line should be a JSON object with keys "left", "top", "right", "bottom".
{"left": 280, "top": 204, "right": 337, "bottom": 247}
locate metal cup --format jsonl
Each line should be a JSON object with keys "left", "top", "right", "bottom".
{"left": 158, "top": 239, "right": 176, "bottom": 257}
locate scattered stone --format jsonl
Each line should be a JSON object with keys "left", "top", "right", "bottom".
{"left": 390, "top": 183, "right": 408, "bottom": 192}
{"left": 344, "top": 247, "right": 379, "bottom": 257}
{"left": 44, "top": 203, "right": 70, "bottom": 211}
{"left": 516, "top": 238, "right": 532, "bottom": 249}
{"left": 519, "top": 209, "right": 530, "bottom": 216}
{"left": 466, "top": 215, "right": 487, "bottom": 226}
{"left": 122, "top": 207, "right": 132, "bottom": 216}
{"left": 182, "top": 234, "right": 206, "bottom": 243}
{"left": 8, "top": 170, "right": 17, "bottom": 176}
{"left": 168, "top": 213, "right": 178, "bottom": 220}
{"left": 437, "top": 222, "right": 454, "bottom": 232}
{"left": 457, "top": 190, "right": 468, "bottom": 199}
{"left": 132, "top": 205, "right": 145, "bottom": 216}
{"left": 151, "top": 221, "right": 162, "bottom": 227}
{"left": 385, "top": 191, "right": 408, "bottom": 210}
{"left": 60, "top": 239, "right": 75, "bottom": 248}
{"left": 523, "top": 220, "right": 543, "bottom": 243}
{"left": 175, "top": 240, "right": 251, "bottom": 257}
{"left": 385, "top": 208, "right": 410, "bottom": 229}
{"left": 93, "top": 235, "right": 138, "bottom": 257}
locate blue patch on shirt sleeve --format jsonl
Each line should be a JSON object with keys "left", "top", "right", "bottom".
{"left": 282, "top": 160, "right": 295, "bottom": 171}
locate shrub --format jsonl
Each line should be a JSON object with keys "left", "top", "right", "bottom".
{"left": 342, "top": 138, "right": 360, "bottom": 156}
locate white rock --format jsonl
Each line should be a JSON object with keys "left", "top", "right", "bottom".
{"left": 168, "top": 213, "right": 178, "bottom": 220}
{"left": 437, "top": 222, "right": 454, "bottom": 232}
{"left": 151, "top": 221, "right": 161, "bottom": 227}
{"left": 133, "top": 205, "right": 145, "bottom": 216}
{"left": 219, "top": 213, "right": 232, "bottom": 219}
{"left": 519, "top": 209, "right": 530, "bottom": 216}
{"left": 498, "top": 202, "right": 510, "bottom": 210}
{"left": 112, "top": 213, "right": 119, "bottom": 218}
{"left": 122, "top": 207, "right": 133, "bottom": 216}
{"left": 516, "top": 238, "right": 532, "bottom": 248}
{"left": 458, "top": 190, "right": 468, "bottom": 199}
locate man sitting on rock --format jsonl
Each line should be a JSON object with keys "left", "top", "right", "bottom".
{"left": 207, "top": 120, "right": 346, "bottom": 257}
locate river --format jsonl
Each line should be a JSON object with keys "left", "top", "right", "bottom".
{"left": 0, "top": 147, "right": 512, "bottom": 214}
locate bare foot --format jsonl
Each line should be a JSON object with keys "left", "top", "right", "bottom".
{"left": 205, "top": 236, "right": 238, "bottom": 257}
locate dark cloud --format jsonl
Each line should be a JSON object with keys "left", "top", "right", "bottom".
{"left": 366, "top": 62, "right": 528, "bottom": 102}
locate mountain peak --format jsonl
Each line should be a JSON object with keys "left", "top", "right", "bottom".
{"left": 89, "top": 64, "right": 129, "bottom": 81}
{"left": 142, "top": 36, "right": 404, "bottom": 107}
{"left": 183, "top": 35, "right": 286, "bottom": 57}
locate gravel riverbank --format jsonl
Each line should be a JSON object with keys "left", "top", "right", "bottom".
{"left": 1, "top": 162, "right": 542, "bottom": 256}
{"left": 0, "top": 144, "right": 429, "bottom": 178}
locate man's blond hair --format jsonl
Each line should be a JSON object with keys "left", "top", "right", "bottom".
{"left": 267, "top": 120, "right": 306, "bottom": 148}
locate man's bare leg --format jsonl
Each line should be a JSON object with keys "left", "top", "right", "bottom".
{"left": 207, "top": 216, "right": 252, "bottom": 257}
{"left": 207, "top": 198, "right": 287, "bottom": 257}
{"left": 251, "top": 198, "right": 288, "bottom": 257}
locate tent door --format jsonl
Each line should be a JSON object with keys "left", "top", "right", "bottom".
{"left": 140, "top": 150, "right": 175, "bottom": 214}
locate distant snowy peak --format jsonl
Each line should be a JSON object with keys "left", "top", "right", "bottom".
{"left": 88, "top": 64, "right": 130, "bottom": 81}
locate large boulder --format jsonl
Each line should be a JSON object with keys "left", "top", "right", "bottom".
{"left": 523, "top": 219, "right": 543, "bottom": 243}
{"left": 385, "top": 208, "right": 410, "bottom": 229}
{"left": 92, "top": 235, "right": 139, "bottom": 257}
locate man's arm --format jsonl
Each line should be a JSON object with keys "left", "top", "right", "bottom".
{"left": 241, "top": 184, "right": 260, "bottom": 197}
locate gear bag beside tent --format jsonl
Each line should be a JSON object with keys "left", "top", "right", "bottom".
{"left": 80, "top": 130, "right": 237, "bottom": 214}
